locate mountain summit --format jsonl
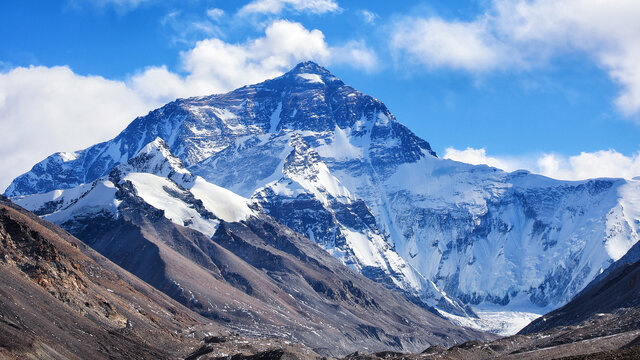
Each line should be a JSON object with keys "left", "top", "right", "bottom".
{"left": 285, "top": 60, "right": 334, "bottom": 76}
{"left": 5, "top": 61, "right": 435, "bottom": 197}
{"left": 9, "top": 62, "right": 640, "bottom": 334}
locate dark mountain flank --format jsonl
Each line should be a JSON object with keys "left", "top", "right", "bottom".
{"left": 0, "top": 196, "right": 211, "bottom": 359}
{"left": 55, "top": 163, "right": 489, "bottom": 356}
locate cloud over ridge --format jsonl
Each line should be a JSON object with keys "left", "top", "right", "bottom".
{"left": 445, "top": 147, "right": 640, "bottom": 181}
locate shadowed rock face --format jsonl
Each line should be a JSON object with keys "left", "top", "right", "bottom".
{"left": 0, "top": 197, "right": 213, "bottom": 360}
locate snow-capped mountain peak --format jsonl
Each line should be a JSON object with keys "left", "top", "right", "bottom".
{"left": 4, "top": 62, "right": 435, "bottom": 197}
{"left": 287, "top": 61, "right": 332, "bottom": 75}
{"left": 132, "top": 137, "right": 188, "bottom": 173}
{"left": 8, "top": 62, "right": 640, "bottom": 334}
{"left": 116, "top": 136, "right": 192, "bottom": 186}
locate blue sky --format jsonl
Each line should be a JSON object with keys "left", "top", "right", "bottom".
{"left": 1, "top": 0, "right": 640, "bottom": 191}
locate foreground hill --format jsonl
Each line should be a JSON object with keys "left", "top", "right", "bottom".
{"left": 521, "top": 244, "right": 640, "bottom": 337}
{"left": 0, "top": 195, "right": 213, "bottom": 359}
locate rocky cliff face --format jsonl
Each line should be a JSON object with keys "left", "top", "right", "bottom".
{"left": 8, "top": 61, "right": 640, "bottom": 333}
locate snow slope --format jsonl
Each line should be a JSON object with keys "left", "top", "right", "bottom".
{"left": 13, "top": 138, "right": 255, "bottom": 239}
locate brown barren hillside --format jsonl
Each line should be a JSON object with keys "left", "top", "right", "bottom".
{"left": 0, "top": 197, "right": 318, "bottom": 360}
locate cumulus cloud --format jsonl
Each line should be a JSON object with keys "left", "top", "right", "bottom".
{"left": 536, "top": 151, "right": 640, "bottom": 180}
{"left": 132, "top": 20, "right": 377, "bottom": 103}
{"left": 443, "top": 147, "right": 522, "bottom": 172}
{"left": 444, "top": 147, "right": 640, "bottom": 181}
{"left": 331, "top": 40, "right": 378, "bottom": 72}
{"left": 0, "top": 20, "right": 376, "bottom": 191}
{"left": 0, "top": 66, "right": 156, "bottom": 192}
{"left": 391, "top": 0, "right": 640, "bottom": 116}
{"left": 238, "top": 0, "right": 340, "bottom": 16}
{"left": 392, "top": 18, "right": 506, "bottom": 71}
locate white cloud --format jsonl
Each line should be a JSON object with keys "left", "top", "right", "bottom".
{"left": 392, "top": 17, "right": 505, "bottom": 71}
{"left": 331, "top": 40, "right": 378, "bottom": 72}
{"left": 443, "top": 147, "right": 521, "bottom": 171}
{"left": 128, "top": 65, "right": 189, "bottom": 104}
{"left": 0, "top": 66, "right": 156, "bottom": 192}
{"left": 132, "top": 20, "right": 377, "bottom": 103}
{"left": 391, "top": 0, "right": 640, "bottom": 116}
{"left": 444, "top": 147, "right": 640, "bottom": 181}
{"left": 160, "top": 10, "right": 225, "bottom": 44}
{"left": 359, "top": 10, "right": 377, "bottom": 24}
{"left": 206, "top": 8, "right": 225, "bottom": 20}
{"left": 536, "top": 151, "right": 640, "bottom": 180}
{"left": 238, "top": 0, "right": 340, "bottom": 16}
{"left": 0, "top": 20, "right": 376, "bottom": 192}
{"left": 70, "top": 0, "right": 150, "bottom": 11}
